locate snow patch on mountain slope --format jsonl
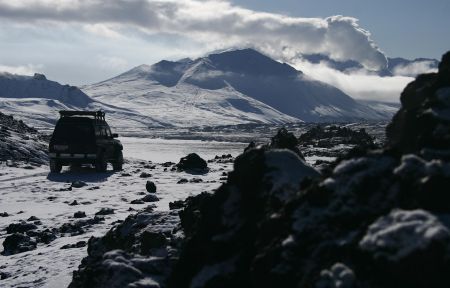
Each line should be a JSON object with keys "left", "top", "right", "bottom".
{"left": 0, "top": 73, "right": 166, "bottom": 130}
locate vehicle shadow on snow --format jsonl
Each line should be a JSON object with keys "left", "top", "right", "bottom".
{"left": 46, "top": 165, "right": 115, "bottom": 183}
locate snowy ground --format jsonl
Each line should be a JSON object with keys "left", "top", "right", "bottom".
{"left": 0, "top": 137, "right": 247, "bottom": 288}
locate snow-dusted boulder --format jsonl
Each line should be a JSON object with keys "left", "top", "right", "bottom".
{"left": 360, "top": 209, "right": 450, "bottom": 261}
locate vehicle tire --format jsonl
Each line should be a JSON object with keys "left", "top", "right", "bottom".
{"left": 95, "top": 154, "right": 107, "bottom": 172}
{"left": 112, "top": 151, "right": 123, "bottom": 171}
{"left": 50, "top": 159, "right": 62, "bottom": 173}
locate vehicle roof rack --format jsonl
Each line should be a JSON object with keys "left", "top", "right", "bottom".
{"left": 59, "top": 110, "right": 105, "bottom": 121}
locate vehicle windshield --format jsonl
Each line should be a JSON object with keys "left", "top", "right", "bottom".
{"left": 52, "top": 122, "right": 94, "bottom": 143}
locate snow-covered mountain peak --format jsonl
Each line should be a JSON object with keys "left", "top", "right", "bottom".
{"left": 205, "top": 48, "right": 301, "bottom": 77}
{"left": 82, "top": 48, "right": 394, "bottom": 124}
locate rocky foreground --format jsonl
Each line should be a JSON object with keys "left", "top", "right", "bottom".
{"left": 69, "top": 52, "right": 450, "bottom": 288}
{"left": 0, "top": 111, "right": 48, "bottom": 166}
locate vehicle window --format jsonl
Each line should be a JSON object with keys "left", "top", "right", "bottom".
{"left": 53, "top": 122, "right": 94, "bottom": 143}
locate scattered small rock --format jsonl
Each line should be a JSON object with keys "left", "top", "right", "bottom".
{"left": 140, "top": 172, "right": 152, "bottom": 178}
{"left": 146, "top": 181, "right": 157, "bottom": 193}
{"left": 177, "top": 178, "right": 188, "bottom": 184}
{"left": 27, "top": 216, "right": 39, "bottom": 221}
{"left": 161, "top": 162, "right": 175, "bottom": 167}
{"left": 74, "top": 211, "right": 86, "bottom": 218}
{"left": 27, "top": 229, "right": 57, "bottom": 244}
{"left": 130, "top": 199, "right": 145, "bottom": 204}
{"left": 0, "top": 212, "right": 9, "bottom": 217}
{"left": 61, "top": 241, "right": 87, "bottom": 249}
{"left": 141, "top": 194, "right": 159, "bottom": 203}
{"left": 95, "top": 208, "right": 114, "bottom": 216}
{"left": 69, "top": 200, "right": 79, "bottom": 206}
{"left": 0, "top": 271, "right": 11, "bottom": 280}
{"left": 190, "top": 178, "right": 203, "bottom": 183}
{"left": 71, "top": 181, "right": 87, "bottom": 188}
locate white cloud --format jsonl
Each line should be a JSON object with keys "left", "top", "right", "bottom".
{"left": 392, "top": 61, "right": 438, "bottom": 77}
{"left": 292, "top": 60, "right": 413, "bottom": 103}
{"left": 0, "top": 64, "right": 43, "bottom": 75}
{"left": 83, "top": 24, "right": 122, "bottom": 39}
{"left": 0, "top": 0, "right": 387, "bottom": 70}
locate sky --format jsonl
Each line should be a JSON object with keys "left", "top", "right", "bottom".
{"left": 0, "top": 0, "right": 448, "bottom": 102}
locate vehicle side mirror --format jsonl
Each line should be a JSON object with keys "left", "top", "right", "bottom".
{"left": 112, "top": 133, "right": 119, "bottom": 138}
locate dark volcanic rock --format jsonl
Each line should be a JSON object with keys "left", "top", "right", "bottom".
{"left": 27, "top": 216, "right": 39, "bottom": 221}
{"left": 69, "top": 208, "right": 181, "bottom": 288}
{"left": 0, "top": 271, "right": 11, "bottom": 280}
{"left": 130, "top": 199, "right": 145, "bottom": 205}
{"left": 61, "top": 241, "right": 87, "bottom": 249}
{"left": 177, "top": 178, "right": 188, "bottom": 184}
{"left": 2, "top": 233, "right": 37, "bottom": 255}
{"left": 169, "top": 200, "right": 184, "bottom": 210}
{"left": 166, "top": 51, "right": 450, "bottom": 288}
{"left": 299, "top": 125, "right": 375, "bottom": 148}
{"left": 140, "top": 172, "right": 152, "bottom": 178}
{"left": 269, "top": 127, "right": 304, "bottom": 159}
{"left": 140, "top": 231, "right": 168, "bottom": 254}
{"left": 74, "top": 211, "right": 87, "bottom": 218}
{"left": 146, "top": 181, "right": 157, "bottom": 193}
{"left": 176, "top": 153, "right": 208, "bottom": 172}
{"left": 59, "top": 217, "right": 104, "bottom": 235}
{"left": 6, "top": 221, "right": 38, "bottom": 234}
{"left": 95, "top": 208, "right": 114, "bottom": 216}
{"left": 387, "top": 52, "right": 450, "bottom": 156}
{"left": 27, "top": 229, "right": 57, "bottom": 244}
{"left": 0, "top": 212, "right": 9, "bottom": 217}
{"left": 141, "top": 194, "right": 159, "bottom": 203}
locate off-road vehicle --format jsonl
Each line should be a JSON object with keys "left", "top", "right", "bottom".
{"left": 48, "top": 111, "right": 123, "bottom": 173}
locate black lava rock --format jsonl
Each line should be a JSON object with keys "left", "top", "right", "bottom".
{"left": 74, "top": 211, "right": 87, "bottom": 218}
{"left": 71, "top": 181, "right": 87, "bottom": 188}
{"left": 61, "top": 241, "right": 87, "bottom": 249}
{"left": 95, "top": 208, "right": 114, "bottom": 216}
{"left": 169, "top": 200, "right": 185, "bottom": 210}
{"left": 176, "top": 153, "right": 208, "bottom": 171}
{"left": 141, "top": 194, "right": 159, "bottom": 203}
{"left": 6, "top": 221, "right": 38, "bottom": 234}
{"left": 140, "top": 172, "right": 152, "bottom": 178}
{"left": 130, "top": 199, "right": 145, "bottom": 204}
{"left": 2, "top": 233, "right": 37, "bottom": 255}
{"left": 146, "top": 181, "right": 157, "bottom": 193}
{"left": 27, "top": 216, "right": 39, "bottom": 221}
{"left": 140, "top": 231, "right": 167, "bottom": 254}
